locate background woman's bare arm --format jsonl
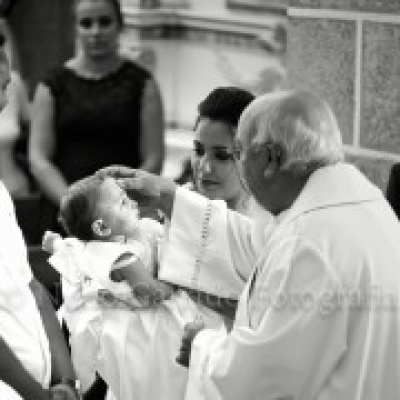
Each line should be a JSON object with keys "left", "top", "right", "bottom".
{"left": 29, "top": 83, "right": 68, "bottom": 205}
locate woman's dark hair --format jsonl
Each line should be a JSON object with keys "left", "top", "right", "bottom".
{"left": 73, "top": 0, "right": 124, "bottom": 30}
{"left": 386, "top": 162, "right": 400, "bottom": 219}
{"left": 0, "top": 33, "right": 5, "bottom": 47}
{"left": 195, "top": 87, "right": 255, "bottom": 131}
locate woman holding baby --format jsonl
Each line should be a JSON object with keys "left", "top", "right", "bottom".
{"left": 45, "top": 86, "right": 257, "bottom": 400}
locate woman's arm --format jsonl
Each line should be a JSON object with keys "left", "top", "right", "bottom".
{"left": 29, "top": 83, "right": 68, "bottom": 206}
{"left": 139, "top": 78, "right": 165, "bottom": 174}
{"left": 29, "top": 278, "right": 76, "bottom": 385}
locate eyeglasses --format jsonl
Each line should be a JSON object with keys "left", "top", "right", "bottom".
{"left": 78, "top": 16, "right": 114, "bottom": 30}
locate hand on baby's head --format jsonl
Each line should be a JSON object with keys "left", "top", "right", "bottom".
{"left": 95, "top": 166, "right": 170, "bottom": 213}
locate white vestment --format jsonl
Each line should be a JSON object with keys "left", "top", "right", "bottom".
{"left": 49, "top": 234, "right": 226, "bottom": 400}
{"left": 161, "top": 163, "right": 400, "bottom": 400}
{"left": 0, "top": 182, "right": 51, "bottom": 388}
{"left": 0, "top": 381, "right": 23, "bottom": 400}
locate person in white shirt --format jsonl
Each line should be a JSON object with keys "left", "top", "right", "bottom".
{"left": 0, "top": 69, "right": 31, "bottom": 197}
{"left": 104, "top": 89, "right": 400, "bottom": 399}
{"left": 0, "top": 33, "right": 79, "bottom": 400}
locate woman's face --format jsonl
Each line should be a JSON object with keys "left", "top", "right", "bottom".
{"left": 191, "top": 118, "right": 244, "bottom": 206}
{"left": 74, "top": 0, "right": 120, "bottom": 60}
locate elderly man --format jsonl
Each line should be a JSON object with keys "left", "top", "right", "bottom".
{"left": 0, "top": 34, "right": 79, "bottom": 400}
{"left": 106, "top": 90, "right": 399, "bottom": 399}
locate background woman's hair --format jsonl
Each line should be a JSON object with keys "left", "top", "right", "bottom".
{"left": 73, "top": 0, "right": 124, "bottom": 29}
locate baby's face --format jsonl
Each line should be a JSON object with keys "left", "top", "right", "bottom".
{"left": 95, "top": 177, "right": 140, "bottom": 237}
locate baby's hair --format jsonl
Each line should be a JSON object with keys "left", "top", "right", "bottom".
{"left": 59, "top": 175, "right": 105, "bottom": 241}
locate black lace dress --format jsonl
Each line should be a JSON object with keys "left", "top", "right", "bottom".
{"left": 44, "top": 60, "right": 151, "bottom": 184}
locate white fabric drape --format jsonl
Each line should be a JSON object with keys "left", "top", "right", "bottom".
{"left": 49, "top": 236, "right": 227, "bottom": 399}
{"left": 163, "top": 163, "right": 400, "bottom": 400}
{"left": 0, "top": 182, "right": 51, "bottom": 388}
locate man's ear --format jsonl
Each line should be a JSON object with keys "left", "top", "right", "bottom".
{"left": 91, "top": 219, "right": 112, "bottom": 238}
{"left": 263, "top": 152, "right": 278, "bottom": 179}
{"left": 247, "top": 142, "right": 284, "bottom": 180}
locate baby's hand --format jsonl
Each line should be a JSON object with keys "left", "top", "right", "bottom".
{"left": 42, "top": 230, "right": 62, "bottom": 254}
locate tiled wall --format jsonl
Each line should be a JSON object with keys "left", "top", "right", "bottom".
{"left": 122, "top": 7, "right": 286, "bottom": 127}
{"left": 122, "top": 1, "right": 400, "bottom": 190}
{"left": 287, "top": 2, "right": 400, "bottom": 191}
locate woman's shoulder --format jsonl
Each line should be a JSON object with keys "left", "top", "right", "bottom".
{"left": 41, "top": 63, "right": 74, "bottom": 93}
{"left": 119, "top": 58, "right": 152, "bottom": 81}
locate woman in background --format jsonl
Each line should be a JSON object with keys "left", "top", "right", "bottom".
{"left": 0, "top": 31, "right": 78, "bottom": 400}
{"left": 0, "top": 17, "right": 31, "bottom": 197}
{"left": 0, "top": 69, "right": 31, "bottom": 196}
{"left": 29, "top": 0, "right": 164, "bottom": 232}
{"left": 48, "top": 86, "right": 257, "bottom": 400}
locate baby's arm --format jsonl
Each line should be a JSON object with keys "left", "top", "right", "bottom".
{"left": 111, "top": 255, "right": 173, "bottom": 307}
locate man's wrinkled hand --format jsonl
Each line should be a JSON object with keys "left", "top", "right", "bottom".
{"left": 116, "top": 169, "right": 163, "bottom": 199}
{"left": 95, "top": 165, "right": 139, "bottom": 179}
{"left": 119, "top": 171, "right": 177, "bottom": 217}
{"left": 96, "top": 166, "right": 162, "bottom": 208}
{"left": 176, "top": 321, "right": 205, "bottom": 368}
{"left": 96, "top": 165, "right": 177, "bottom": 217}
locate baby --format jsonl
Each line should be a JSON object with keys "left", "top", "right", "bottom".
{"left": 43, "top": 174, "right": 173, "bottom": 310}
{"left": 43, "top": 174, "right": 223, "bottom": 400}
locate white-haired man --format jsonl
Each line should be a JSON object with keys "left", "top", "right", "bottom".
{"left": 104, "top": 90, "right": 399, "bottom": 399}
{"left": 0, "top": 33, "right": 79, "bottom": 400}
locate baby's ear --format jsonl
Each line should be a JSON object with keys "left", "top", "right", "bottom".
{"left": 92, "top": 219, "right": 112, "bottom": 238}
